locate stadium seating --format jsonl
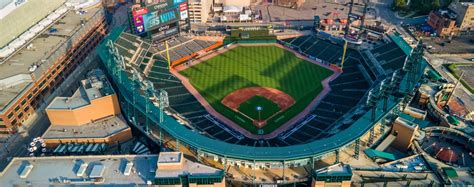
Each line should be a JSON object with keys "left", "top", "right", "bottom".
{"left": 370, "top": 42, "right": 407, "bottom": 74}
{"left": 279, "top": 35, "right": 371, "bottom": 144}
{"left": 152, "top": 36, "right": 218, "bottom": 64}
{"left": 113, "top": 32, "right": 153, "bottom": 73}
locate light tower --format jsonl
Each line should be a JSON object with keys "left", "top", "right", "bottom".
{"left": 366, "top": 88, "right": 380, "bottom": 122}
{"left": 379, "top": 78, "right": 391, "bottom": 112}
{"left": 366, "top": 87, "right": 380, "bottom": 146}
{"left": 402, "top": 40, "right": 425, "bottom": 92}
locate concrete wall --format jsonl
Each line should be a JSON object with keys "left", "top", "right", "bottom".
{"left": 223, "top": 0, "right": 251, "bottom": 7}
{"left": 46, "top": 94, "right": 121, "bottom": 126}
{"left": 391, "top": 119, "right": 417, "bottom": 151}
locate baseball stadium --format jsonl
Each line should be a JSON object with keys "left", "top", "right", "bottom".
{"left": 99, "top": 26, "right": 424, "bottom": 156}
{"left": 97, "top": 22, "right": 426, "bottom": 183}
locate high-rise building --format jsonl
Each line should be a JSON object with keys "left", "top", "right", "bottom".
{"left": 449, "top": 0, "right": 474, "bottom": 31}
{"left": 0, "top": 0, "right": 108, "bottom": 134}
{"left": 188, "top": 0, "right": 213, "bottom": 23}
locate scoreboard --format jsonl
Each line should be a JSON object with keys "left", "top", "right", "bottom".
{"left": 130, "top": 0, "right": 189, "bottom": 41}
{"left": 143, "top": 9, "right": 178, "bottom": 31}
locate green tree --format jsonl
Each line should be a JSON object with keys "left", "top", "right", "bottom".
{"left": 443, "top": 0, "right": 453, "bottom": 8}
{"left": 392, "top": 0, "right": 407, "bottom": 10}
{"left": 432, "top": 0, "right": 441, "bottom": 9}
{"left": 410, "top": 0, "right": 435, "bottom": 14}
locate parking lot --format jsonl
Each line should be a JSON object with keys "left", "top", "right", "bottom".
{"left": 424, "top": 36, "right": 474, "bottom": 54}
{"left": 254, "top": 0, "right": 373, "bottom": 22}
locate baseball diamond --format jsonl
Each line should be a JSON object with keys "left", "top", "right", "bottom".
{"left": 177, "top": 44, "right": 334, "bottom": 134}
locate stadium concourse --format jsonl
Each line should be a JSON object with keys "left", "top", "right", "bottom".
{"left": 98, "top": 27, "right": 422, "bottom": 165}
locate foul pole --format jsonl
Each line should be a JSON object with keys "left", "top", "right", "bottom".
{"left": 165, "top": 41, "right": 171, "bottom": 69}
{"left": 340, "top": 0, "right": 355, "bottom": 70}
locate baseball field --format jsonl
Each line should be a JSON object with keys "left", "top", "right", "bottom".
{"left": 179, "top": 45, "right": 333, "bottom": 134}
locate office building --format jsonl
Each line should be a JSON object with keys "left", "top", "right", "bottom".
{"left": 42, "top": 69, "right": 132, "bottom": 147}
{"left": 449, "top": 0, "right": 474, "bottom": 31}
{"left": 0, "top": 0, "right": 108, "bottom": 134}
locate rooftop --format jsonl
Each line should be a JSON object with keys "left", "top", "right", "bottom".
{"left": 42, "top": 115, "right": 129, "bottom": 139}
{"left": 0, "top": 155, "right": 157, "bottom": 186}
{"left": 47, "top": 69, "right": 115, "bottom": 110}
{"left": 399, "top": 113, "right": 431, "bottom": 128}
{"left": 0, "top": 0, "right": 65, "bottom": 48}
{"left": 158, "top": 152, "right": 182, "bottom": 164}
{"left": 156, "top": 152, "right": 224, "bottom": 178}
{"left": 314, "top": 163, "right": 352, "bottom": 178}
{"left": 0, "top": 3, "right": 103, "bottom": 112}
{"left": 433, "top": 8, "right": 457, "bottom": 20}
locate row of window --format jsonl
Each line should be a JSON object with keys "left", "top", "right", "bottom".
{"left": 0, "top": 19, "right": 107, "bottom": 131}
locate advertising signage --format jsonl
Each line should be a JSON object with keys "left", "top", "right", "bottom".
{"left": 131, "top": 0, "right": 188, "bottom": 35}
{"left": 132, "top": 7, "right": 148, "bottom": 34}
{"left": 143, "top": 9, "right": 179, "bottom": 32}
{"left": 146, "top": 0, "right": 186, "bottom": 12}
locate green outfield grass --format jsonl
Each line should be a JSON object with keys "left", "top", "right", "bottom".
{"left": 238, "top": 96, "right": 281, "bottom": 120}
{"left": 180, "top": 45, "right": 333, "bottom": 134}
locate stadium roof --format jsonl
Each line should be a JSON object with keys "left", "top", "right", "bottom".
{"left": 0, "top": 5, "right": 103, "bottom": 113}
{"left": 0, "top": 0, "right": 65, "bottom": 48}
{"left": 364, "top": 149, "right": 397, "bottom": 161}
{"left": 442, "top": 167, "right": 459, "bottom": 179}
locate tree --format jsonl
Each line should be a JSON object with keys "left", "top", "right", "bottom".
{"left": 432, "top": 0, "right": 441, "bottom": 9}
{"left": 443, "top": 0, "right": 453, "bottom": 8}
{"left": 410, "top": 0, "right": 435, "bottom": 14}
{"left": 392, "top": 0, "right": 407, "bottom": 10}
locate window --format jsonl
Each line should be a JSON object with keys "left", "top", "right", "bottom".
{"left": 27, "top": 94, "right": 33, "bottom": 100}
{"left": 0, "top": 125, "right": 7, "bottom": 128}
{"left": 24, "top": 106, "right": 30, "bottom": 112}
{"left": 20, "top": 100, "right": 26, "bottom": 106}
{"left": 7, "top": 113, "right": 13, "bottom": 119}
{"left": 14, "top": 106, "right": 20, "bottom": 112}
{"left": 38, "top": 80, "right": 46, "bottom": 88}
